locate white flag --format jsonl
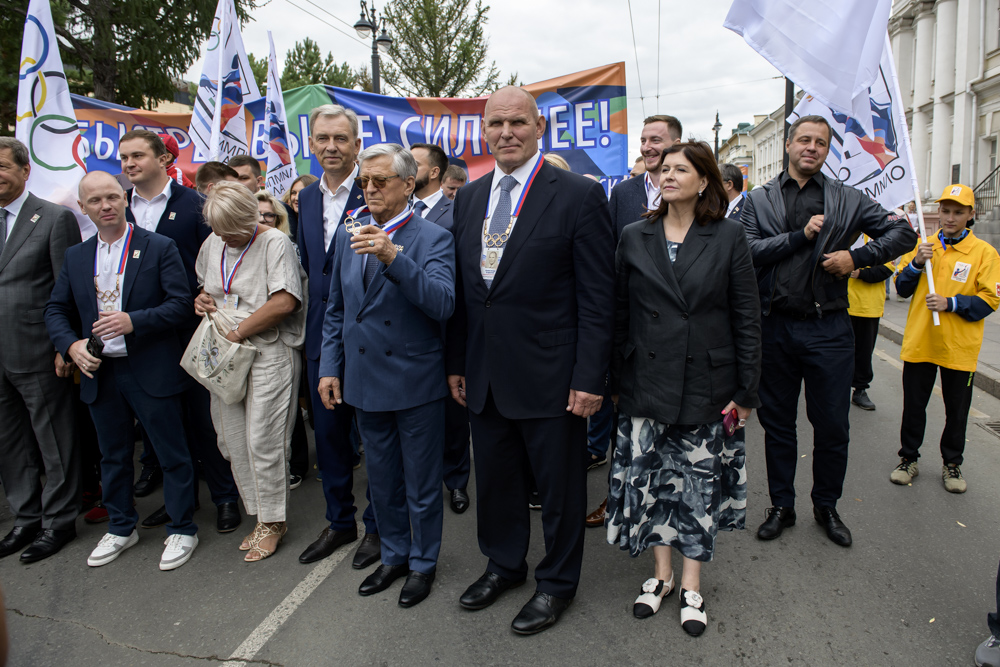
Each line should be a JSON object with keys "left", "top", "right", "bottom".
{"left": 16, "top": 0, "right": 94, "bottom": 238}
{"left": 788, "top": 40, "right": 912, "bottom": 212}
{"left": 263, "top": 32, "right": 298, "bottom": 197}
{"left": 188, "top": 0, "right": 262, "bottom": 163}
{"left": 724, "top": 0, "right": 892, "bottom": 135}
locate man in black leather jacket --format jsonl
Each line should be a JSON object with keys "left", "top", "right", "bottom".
{"left": 741, "top": 115, "right": 917, "bottom": 548}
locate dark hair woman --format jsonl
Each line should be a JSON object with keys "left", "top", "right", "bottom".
{"left": 606, "top": 141, "right": 762, "bottom": 636}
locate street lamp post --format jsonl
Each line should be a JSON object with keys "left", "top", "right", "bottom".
{"left": 713, "top": 111, "right": 723, "bottom": 161}
{"left": 354, "top": 1, "right": 393, "bottom": 94}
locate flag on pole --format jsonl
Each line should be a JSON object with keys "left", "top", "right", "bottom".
{"left": 188, "top": 0, "right": 261, "bottom": 163}
{"left": 788, "top": 42, "right": 913, "bottom": 212}
{"left": 263, "top": 31, "right": 298, "bottom": 197}
{"left": 724, "top": 0, "right": 892, "bottom": 135}
{"left": 16, "top": 0, "right": 94, "bottom": 238}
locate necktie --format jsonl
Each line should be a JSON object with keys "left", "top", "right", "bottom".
{"left": 484, "top": 176, "right": 517, "bottom": 287}
{"left": 363, "top": 223, "right": 383, "bottom": 290}
{"left": 0, "top": 207, "right": 7, "bottom": 255}
{"left": 413, "top": 201, "right": 427, "bottom": 217}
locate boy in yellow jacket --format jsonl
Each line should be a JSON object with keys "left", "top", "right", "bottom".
{"left": 847, "top": 235, "right": 894, "bottom": 411}
{"left": 890, "top": 184, "right": 1000, "bottom": 493}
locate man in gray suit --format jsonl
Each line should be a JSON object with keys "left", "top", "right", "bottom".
{"left": 0, "top": 137, "right": 82, "bottom": 563}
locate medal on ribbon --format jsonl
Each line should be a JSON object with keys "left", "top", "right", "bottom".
{"left": 94, "top": 224, "right": 134, "bottom": 311}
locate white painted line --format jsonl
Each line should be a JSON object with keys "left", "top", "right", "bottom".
{"left": 874, "top": 349, "right": 989, "bottom": 419}
{"left": 221, "top": 523, "right": 363, "bottom": 666}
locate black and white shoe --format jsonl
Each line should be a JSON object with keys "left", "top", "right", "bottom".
{"left": 632, "top": 573, "right": 675, "bottom": 619}
{"left": 679, "top": 588, "right": 707, "bottom": 636}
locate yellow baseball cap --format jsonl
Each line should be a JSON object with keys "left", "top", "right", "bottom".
{"left": 935, "top": 184, "right": 975, "bottom": 207}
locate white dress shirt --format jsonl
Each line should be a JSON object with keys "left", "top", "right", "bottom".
{"left": 130, "top": 179, "right": 172, "bottom": 232}
{"left": 480, "top": 151, "right": 543, "bottom": 282}
{"left": 414, "top": 188, "right": 444, "bottom": 216}
{"left": 94, "top": 228, "right": 132, "bottom": 357}
{"left": 726, "top": 193, "right": 743, "bottom": 218}
{"left": 322, "top": 164, "right": 360, "bottom": 251}
{"left": 1, "top": 188, "right": 30, "bottom": 242}
{"left": 644, "top": 172, "right": 660, "bottom": 211}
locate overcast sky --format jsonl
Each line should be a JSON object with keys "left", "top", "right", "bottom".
{"left": 186, "top": 0, "right": 788, "bottom": 161}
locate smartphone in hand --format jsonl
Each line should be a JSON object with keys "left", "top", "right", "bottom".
{"left": 723, "top": 408, "right": 739, "bottom": 437}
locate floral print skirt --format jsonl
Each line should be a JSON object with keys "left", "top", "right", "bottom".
{"left": 606, "top": 411, "right": 747, "bottom": 562}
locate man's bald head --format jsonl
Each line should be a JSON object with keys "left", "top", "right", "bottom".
{"left": 78, "top": 171, "right": 127, "bottom": 234}
{"left": 485, "top": 86, "right": 539, "bottom": 118}
{"left": 78, "top": 170, "right": 124, "bottom": 200}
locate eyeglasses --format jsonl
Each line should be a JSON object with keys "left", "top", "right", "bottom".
{"left": 259, "top": 212, "right": 277, "bottom": 222}
{"left": 355, "top": 174, "right": 400, "bottom": 190}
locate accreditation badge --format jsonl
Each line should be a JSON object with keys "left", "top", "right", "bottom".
{"left": 481, "top": 247, "right": 504, "bottom": 282}
{"left": 223, "top": 294, "right": 239, "bottom": 310}
{"left": 951, "top": 262, "right": 971, "bottom": 284}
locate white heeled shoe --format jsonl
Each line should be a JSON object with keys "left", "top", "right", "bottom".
{"left": 632, "top": 572, "right": 675, "bottom": 619}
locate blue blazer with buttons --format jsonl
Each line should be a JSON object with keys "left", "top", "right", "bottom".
{"left": 319, "top": 213, "right": 455, "bottom": 412}
{"left": 297, "top": 177, "right": 368, "bottom": 362}
{"left": 421, "top": 194, "right": 454, "bottom": 232}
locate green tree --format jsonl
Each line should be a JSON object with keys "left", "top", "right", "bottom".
{"left": 1, "top": 0, "right": 261, "bottom": 109}
{"left": 381, "top": 0, "right": 500, "bottom": 97}
{"left": 280, "top": 37, "right": 356, "bottom": 90}
{"left": 355, "top": 66, "right": 373, "bottom": 93}
{"left": 248, "top": 52, "right": 268, "bottom": 93}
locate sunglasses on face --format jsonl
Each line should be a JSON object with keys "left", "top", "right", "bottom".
{"left": 259, "top": 212, "right": 277, "bottom": 222}
{"left": 355, "top": 174, "right": 400, "bottom": 190}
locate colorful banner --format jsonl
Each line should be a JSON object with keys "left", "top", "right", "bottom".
{"left": 70, "top": 62, "right": 629, "bottom": 195}
{"left": 263, "top": 30, "right": 297, "bottom": 196}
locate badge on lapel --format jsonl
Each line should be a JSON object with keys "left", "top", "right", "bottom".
{"left": 30, "top": 214, "right": 40, "bottom": 223}
{"left": 168, "top": 212, "right": 176, "bottom": 220}
{"left": 133, "top": 250, "right": 141, "bottom": 259}
{"left": 395, "top": 244, "right": 404, "bottom": 253}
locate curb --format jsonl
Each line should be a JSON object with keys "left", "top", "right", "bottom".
{"left": 879, "top": 319, "right": 1000, "bottom": 401}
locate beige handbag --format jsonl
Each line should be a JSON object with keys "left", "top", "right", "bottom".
{"left": 180, "top": 310, "right": 258, "bottom": 405}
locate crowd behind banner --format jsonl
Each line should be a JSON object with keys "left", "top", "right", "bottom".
{"left": 4, "top": 89, "right": 1000, "bottom": 659}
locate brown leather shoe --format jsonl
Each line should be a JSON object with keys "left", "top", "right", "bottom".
{"left": 585, "top": 498, "right": 607, "bottom": 528}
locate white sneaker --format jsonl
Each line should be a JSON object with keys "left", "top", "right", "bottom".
{"left": 160, "top": 534, "right": 198, "bottom": 571}
{"left": 87, "top": 531, "right": 138, "bottom": 567}
{"left": 680, "top": 588, "right": 708, "bottom": 636}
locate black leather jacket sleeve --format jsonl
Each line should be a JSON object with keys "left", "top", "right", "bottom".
{"left": 741, "top": 186, "right": 810, "bottom": 267}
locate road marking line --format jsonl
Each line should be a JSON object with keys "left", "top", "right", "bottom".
{"left": 221, "top": 523, "right": 363, "bottom": 666}
{"left": 874, "top": 349, "right": 989, "bottom": 419}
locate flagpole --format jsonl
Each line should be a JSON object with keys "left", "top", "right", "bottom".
{"left": 883, "top": 34, "right": 940, "bottom": 326}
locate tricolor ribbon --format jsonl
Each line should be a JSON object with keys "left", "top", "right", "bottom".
{"left": 484, "top": 155, "right": 545, "bottom": 222}
{"left": 381, "top": 208, "right": 413, "bottom": 235}
{"left": 220, "top": 225, "right": 258, "bottom": 294}
{"left": 94, "top": 223, "right": 134, "bottom": 278}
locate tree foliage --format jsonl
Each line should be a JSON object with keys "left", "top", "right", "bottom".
{"left": 381, "top": 0, "right": 500, "bottom": 97}
{"left": 247, "top": 52, "right": 268, "bottom": 93}
{"left": 279, "top": 37, "right": 356, "bottom": 90}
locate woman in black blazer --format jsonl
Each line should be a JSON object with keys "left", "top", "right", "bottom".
{"left": 606, "top": 142, "right": 761, "bottom": 636}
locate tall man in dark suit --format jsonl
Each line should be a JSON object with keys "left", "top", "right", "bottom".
{"left": 119, "top": 129, "right": 241, "bottom": 534}
{"left": 0, "top": 137, "right": 82, "bottom": 563}
{"left": 410, "top": 142, "right": 470, "bottom": 514}
{"left": 720, "top": 163, "right": 746, "bottom": 220}
{"left": 296, "top": 104, "right": 379, "bottom": 568}
{"left": 585, "top": 114, "right": 682, "bottom": 528}
{"left": 447, "top": 86, "right": 614, "bottom": 634}
{"left": 46, "top": 171, "right": 199, "bottom": 571}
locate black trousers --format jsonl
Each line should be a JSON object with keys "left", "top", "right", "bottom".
{"left": 442, "top": 397, "right": 471, "bottom": 491}
{"left": 850, "top": 315, "right": 880, "bottom": 391}
{"left": 758, "top": 310, "right": 854, "bottom": 509}
{"left": 899, "top": 362, "right": 974, "bottom": 465}
{"left": 469, "top": 390, "right": 587, "bottom": 599}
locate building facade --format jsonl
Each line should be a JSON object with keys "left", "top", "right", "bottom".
{"left": 718, "top": 122, "right": 755, "bottom": 188}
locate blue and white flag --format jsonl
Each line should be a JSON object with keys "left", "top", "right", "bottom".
{"left": 188, "top": 0, "right": 261, "bottom": 163}
{"left": 263, "top": 31, "right": 297, "bottom": 197}
{"left": 16, "top": 0, "right": 94, "bottom": 237}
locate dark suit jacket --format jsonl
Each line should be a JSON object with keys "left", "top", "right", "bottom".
{"left": 727, "top": 195, "right": 746, "bottom": 221}
{"left": 297, "top": 177, "right": 367, "bottom": 361}
{"left": 0, "top": 192, "right": 81, "bottom": 373}
{"left": 446, "top": 160, "right": 615, "bottom": 419}
{"left": 608, "top": 174, "right": 649, "bottom": 242}
{"left": 610, "top": 217, "right": 762, "bottom": 425}
{"left": 45, "top": 226, "right": 193, "bottom": 404}
{"left": 125, "top": 182, "right": 209, "bottom": 332}
{"left": 420, "top": 194, "right": 454, "bottom": 232}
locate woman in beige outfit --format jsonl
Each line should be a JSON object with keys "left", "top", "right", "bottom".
{"left": 196, "top": 182, "right": 307, "bottom": 562}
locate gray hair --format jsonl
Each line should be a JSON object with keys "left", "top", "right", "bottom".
{"left": 0, "top": 137, "right": 30, "bottom": 169}
{"left": 309, "top": 104, "right": 359, "bottom": 140}
{"left": 203, "top": 181, "right": 259, "bottom": 237}
{"left": 358, "top": 143, "right": 417, "bottom": 181}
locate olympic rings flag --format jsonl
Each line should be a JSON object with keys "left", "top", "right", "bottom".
{"left": 16, "top": 0, "right": 94, "bottom": 238}
{"left": 263, "top": 30, "right": 297, "bottom": 196}
{"left": 188, "top": 0, "right": 262, "bottom": 163}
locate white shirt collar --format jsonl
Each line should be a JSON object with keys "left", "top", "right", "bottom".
{"left": 97, "top": 225, "right": 130, "bottom": 253}
{"left": 726, "top": 193, "right": 743, "bottom": 217}
{"left": 1, "top": 187, "right": 31, "bottom": 222}
{"left": 490, "top": 151, "right": 543, "bottom": 196}
{"left": 416, "top": 188, "right": 444, "bottom": 213}
{"left": 132, "top": 178, "right": 171, "bottom": 205}
{"left": 320, "top": 165, "right": 358, "bottom": 198}
{"left": 644, "top": 172, "right": 658, "bottom": 194}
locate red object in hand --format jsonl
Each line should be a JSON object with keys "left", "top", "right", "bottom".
{"left": 723, "top": 409, "right": 739, "bottom": 437}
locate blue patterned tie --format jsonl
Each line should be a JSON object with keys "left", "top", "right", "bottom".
{"left": 484, "top": 176, "right": 518, "bottom": 287}
{"left": 363, "top": 222, "right": 383, "bottom": 290}
{"left": 413, "top": 200, "right": 427, "bottom": 217}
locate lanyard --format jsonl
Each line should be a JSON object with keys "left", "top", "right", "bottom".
{"left": 938, "top": 228, "right": 969, "bottom": 251}
{"left": 220, "top": 226, "right": 258, "bottom": 295}
{"left": 93, "top": 224, "right": 133, "bottom": 278}
{"left": 484, "top": 155, "right": 545, "bottom": 222}
{"left": 381, "top": 207, "right": 413, "bottom": 235}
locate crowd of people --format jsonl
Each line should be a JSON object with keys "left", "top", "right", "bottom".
{"left": 2, "top": 85, "right": 1000, "bottom": 656}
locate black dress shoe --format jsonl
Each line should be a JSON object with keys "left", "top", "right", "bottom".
{"left": 141, "top": 505, "right": 170, "bottom": 529}
{"left": 511, "top": 591, "right": 573, "bottom": 635}
{"left": 19, "top": 528, "right": 77, "bottom": 563}
{"left": 133, "top": 465, "right": 162, "bottom": 498}
{"left": 459, "top": 571, "right": 526, "bottom": 610}
{"left": 756, "top": 506, "right": 796, "bottom": 541}
{"left": 450, "top": 488, "right": 470, "bottom": 514}
{"left": 398, "top": 570, "right": 436, "bottom": 607}
{"left": 359, "top": 563, "right": 409, "bottom": 596}
{"left": 814, "top": 506, "right": 852, "bottom": 547}
{"left": 216, "top": 502, "right": 241, "bottom": 533}
{"left": 352, "top": 533, "right": 381, "bottom": 569}
{"left": 299, "top": 526, "right": 358, "bottom": 564}
{"left": 0, "top": 525, "right": 41, "bottom": 558}
{"left": 852, "top": 389, "right": 876, "bottom": 411}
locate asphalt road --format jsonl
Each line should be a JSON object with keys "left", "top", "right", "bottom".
{"left": 2, "top": 334, "right": 999, "bottom": 666}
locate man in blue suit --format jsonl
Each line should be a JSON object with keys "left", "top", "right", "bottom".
{"left": 296, "top": 105, "right": 379, "bottom": 567}
{"left": 45, "top": 171, "right": 199, "bottom": 571}
{"left": 720, "top": 163, "right": 746, "bottom": 220}
{"left": 319, "top": 143, "right": 455, "bottom": 608}
{"left": 410, "top": 142, "right": 470, "bottom": 515}
{"left": 119, "top": 129, "right": 241, "bottom": 535}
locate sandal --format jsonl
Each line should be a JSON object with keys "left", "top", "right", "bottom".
{"left": 680, "top": 588, "right": 707, "bottom": 636}
{"left": 239, "top": 529, "right": 256, "bottom": 551}
{"left": 244, "top": 522, "right": 287, "bottom": 562}
{"left": 633, "top": 572, "right": 675, "bottom": 618}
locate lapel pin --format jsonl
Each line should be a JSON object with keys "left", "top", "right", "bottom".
{"left": 168, "top": 212, "right": 176, "bottom": 220}
{"left": 395, "top": 244, "right": 404, "bottom": 252}
{"left": 30, "top": 214, "right": 40, "bottom": 223}
{"left": 133, "top": 250, "right": 141, "bottom": 259}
